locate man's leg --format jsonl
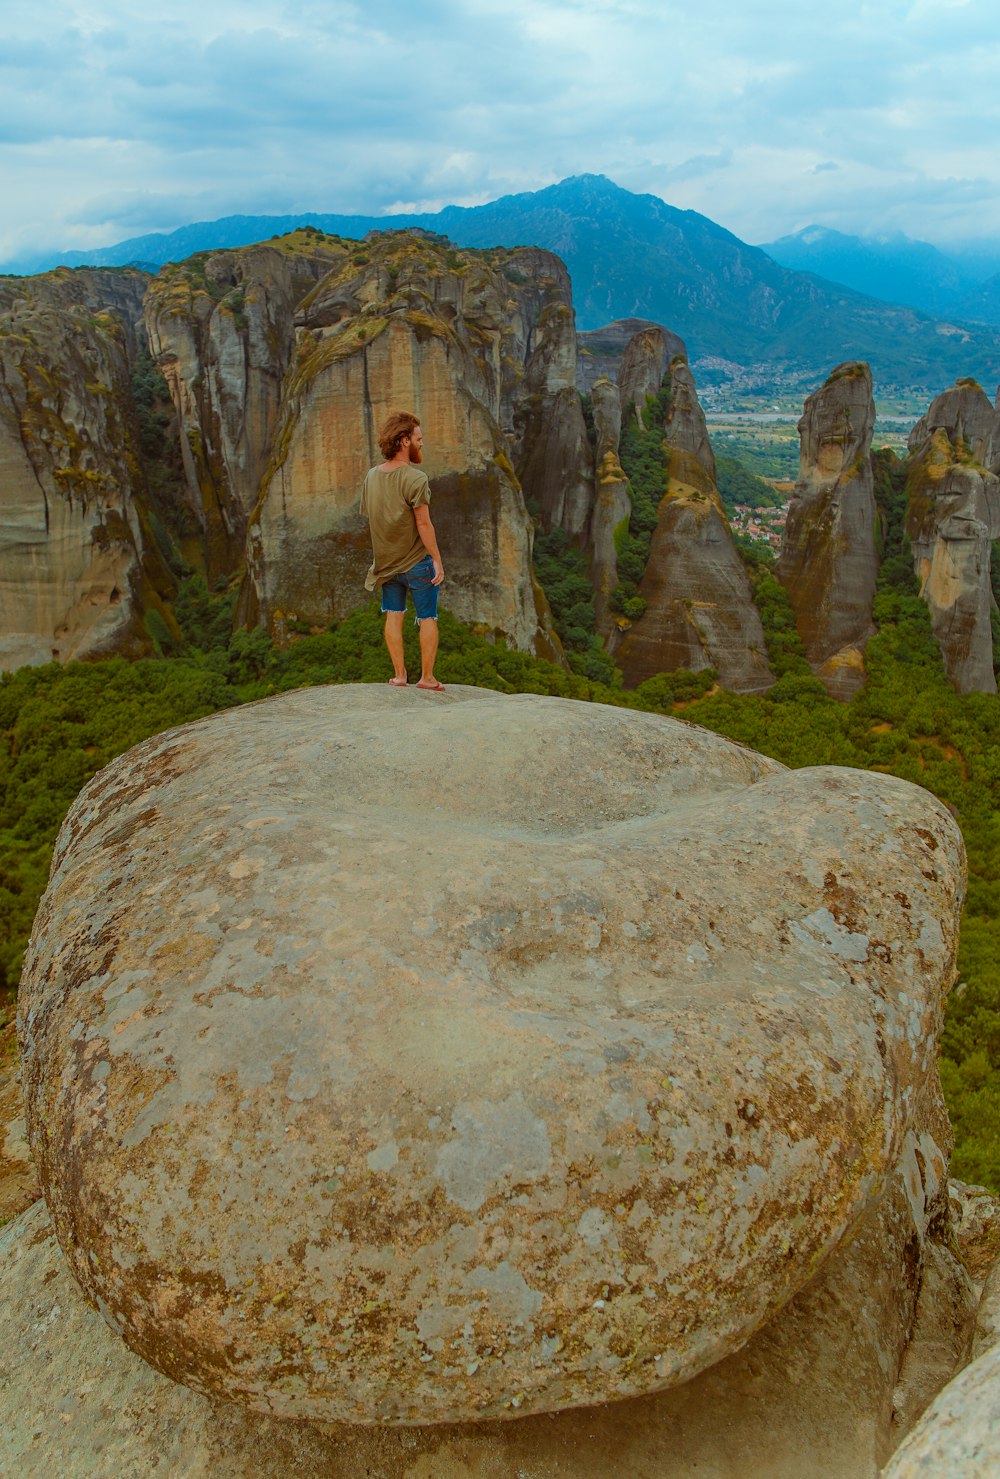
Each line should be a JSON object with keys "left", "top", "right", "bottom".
{"left": 417, "top": 617, "right": 439, "bottom": 687}
{"left": 384, "top": 610, "right": 406, "bottom": 682}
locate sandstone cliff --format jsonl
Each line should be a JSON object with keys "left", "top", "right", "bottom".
{"left": 232, "top": 232, "right": 563, "bottom": 655}
{"left": 777, "top": 362, "right": 879, "bottom": 699}
{"left": 576, "top": 318, "right": 686, "bottom": 395}
{"left": 588, "top": 375, "right": 630, "bottom": 630}
{"left": 0, "top": 268, "right": 174, "bottom": 668}
{"left": 615, "top": 353, "right": 774, "bottom": 692}
{"left": 905, "top": 380, "right": 1000, "bottom": 694}
{"left": 143, "top": 235, "right": 351, "bottom": 583}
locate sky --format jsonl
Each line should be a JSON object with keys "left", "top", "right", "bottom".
{"left": 3, "top": 0, "right": 1000, "bottom": 267}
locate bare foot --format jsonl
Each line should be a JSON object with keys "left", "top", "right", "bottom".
{"left": 415, "top": 679, "right": 445, "bottom": 691}
{"left": 388, "top": 676, "right": 407, "bottom": 687}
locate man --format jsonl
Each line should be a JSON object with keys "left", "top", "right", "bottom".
{"left": 360, "top": 411, "right": 445, "bottom": 691}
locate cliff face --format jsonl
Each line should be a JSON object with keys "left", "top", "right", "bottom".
{"left": 615, "top": 353, "right": 773, "bottom": 692}
{"left": 906, "top": 380, "right": 1000, "bottom": 694}
{"left": 777, "top": 362, "right": 878, "bottom": 700}
{"left": 143, "top": 237, "right": 350, "bottom": 582}
{"left": 576, "top": 318, "right": 686, "bottom": 395}
{"left": 233, "top": 233, "right": 562, "bottom": 655}
{"left": 617, "top": 326, "right": 675, "bottom": 430}
{"left": 588, "top": 376, "right": 630, "bottom": 631}
{"left": 0, "top": 268, "right": 170, "bottom": 668}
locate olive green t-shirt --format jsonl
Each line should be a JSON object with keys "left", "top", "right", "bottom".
{"left": 359, "top": 464, "right": 432, "bottom": 591}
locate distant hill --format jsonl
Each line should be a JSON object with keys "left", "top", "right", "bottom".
{"left": 953, "top": 272, "right": 1000, "bottom": 327}
{"left": 758, "top": 225, "right": 999, "bottom": 320}
{"left": 9, "top": 175, "right": 1000, "bottom": 390}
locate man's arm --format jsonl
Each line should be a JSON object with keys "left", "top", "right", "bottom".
{"left": 414, "top": 504, "right": 444, "bottom": 586}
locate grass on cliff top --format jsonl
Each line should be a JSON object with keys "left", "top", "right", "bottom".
{"left": 0, "top": 569, "right": 998, "bottom": 1188}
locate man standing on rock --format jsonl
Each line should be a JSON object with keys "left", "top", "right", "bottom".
{"left": 360, "top": 411, "right": 445, "bottom": 691}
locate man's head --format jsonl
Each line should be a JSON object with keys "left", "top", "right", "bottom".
{"left": 379, "top": 411, "right": 423, "bottom": 463}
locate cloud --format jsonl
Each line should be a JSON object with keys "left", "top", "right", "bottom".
{"left": 2, "top": 0, "right": 1000, "bottom": 263}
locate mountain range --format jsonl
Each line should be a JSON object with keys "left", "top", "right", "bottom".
{"left": 6, "top": 175, "right": 1000, "bottom": 392}
{"left": 760, "top": 225, "right": 1000, "bottom": 323}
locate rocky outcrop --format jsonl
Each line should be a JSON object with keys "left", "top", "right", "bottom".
{"left": 588, "top": 375, "right": 630, "bottom": 630}
{"left": 905, "top": 380, "right": 1000, "bottom": 694}
{"left": 143, "top": 235, "right": 352, "bottom": 581}
{"left": 0, "top": 267, "right": 172, "bottom": 669}
{"left": 617, "top": 325, "right": 675, "bottom": 430}
{"left": 576, "top": 318, "right": 686, "bottom": 396}
{"left": 506, "top": 255, "right": 593, "bottom": 541}
{"left": 908, "top": 378, "right": 1000, "bottom": 470}
{"left": 777, "top": 362, "right": 879, "bottom": 699}
{"left": 880, "top": 1342, "right": 1000, "bottom": 1478}
{"left": 19, "top": 683, "right": 965, "bottom": 1427}
{"left": 615, "top": 354, "right": 774, "bottom": 691}
{"left": 233, "top": 233, "right": 562, "bottom": 654}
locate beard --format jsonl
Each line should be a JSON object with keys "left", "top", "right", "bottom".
{"left": 408, "top": 444, "right": 423, "bottom": 464}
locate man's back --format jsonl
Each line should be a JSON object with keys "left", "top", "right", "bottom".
{"left": 360, "top": 464, "right": 431, "bottom": 591}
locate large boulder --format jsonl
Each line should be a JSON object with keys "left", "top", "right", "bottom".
{"left": 19, "top": 685, "right": 964, "bottom": 1426}
{"left": 777, "top": 362, "right": 879, "bottom": 699}
{"left": 0, "top": 1122, "right": 975, "bottom": 1478}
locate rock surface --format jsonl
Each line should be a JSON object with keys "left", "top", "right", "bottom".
{"left": 777, "top": 362, "right": 878, "bottom": 699}
{"left": 905, "top": 380, "right": 1000, "bottom": 694}
{"left": 0, "top": 1013, "right": 976, "bottom": 1477}
{"left": 0, "top": 268, "right": 169, "bottom": 668}
{"left": 575, "top": 318, "right": 686, "bottom": 396}
{"left": 879, "top": 1342, "right": 1000, "bottom": 1478}
{"left": 19, "top": 683, "right": 965, "bottom": 1426}
{"left": 145, "top": 231, "right": 575, "bottom": 654}
{"left": 615, "top": 356, "right": 774, "bottom": 692}
{"left": 588, "top": 376, "right": 630, "bottom": 631}
{"left": 144, "top": 237, "right": 348, "bottom": 580}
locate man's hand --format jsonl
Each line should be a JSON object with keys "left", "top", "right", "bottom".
{"left": 431, "top": 559, "right": 444, "bottom": 586}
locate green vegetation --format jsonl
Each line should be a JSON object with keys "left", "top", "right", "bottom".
{"left": 612, "top": 386, "right": 671, "bottom": 612}
{"left": 531, "top": 528, "right": 617, "bottom": 685}
{"left": 716, "top": 454, "right": 786, "bottom": 514}
{"left": 709, "top": 430, "right": 799, "bottom": 482}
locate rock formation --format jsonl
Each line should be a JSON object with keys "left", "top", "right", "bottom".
{"left": 617, "top": 324, "right": 675, "bottom": 430}
{"left": 575, "top": 318, "right": 686, "bottom": 396}
{"left": 615, "top": 353, "right": 774, "bottom": 691}
{"left": 588, "top": 376, "right": 630, "bottom": 630}
{"left": 0, "top": 1140, "right": 985, "bottom": 1477}
{"left": 881, "top": 1342, "right": 1000, "bottom": 1478}
{"left": 777, "top": 361, "right": 879, "bottom": 699}
{"left": 0, "top": 268, "right": 173, "bottom": 668}
{"left": 19, "top": 683, "right": 965, "bottom": 1429}
{"left": 144, "top": 230, "right": 571, "bottom": 654}
{"left": 905, "top": 379, "right": 1000, "bottom": 694}
{"left": 143, "top": 236, "right": 349, "bottom": 581}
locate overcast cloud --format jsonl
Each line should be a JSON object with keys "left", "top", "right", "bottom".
{"left": 2, "top": 0, "right": 999, "bottom": 264}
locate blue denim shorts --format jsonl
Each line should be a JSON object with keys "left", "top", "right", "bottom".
{"left": 380, "top": 554, "right": 439, "bottom": 623}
